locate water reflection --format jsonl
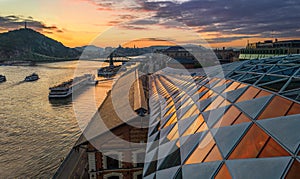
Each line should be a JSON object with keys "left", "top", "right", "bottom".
{"left": 0, "top": 60, "right": 112, "bottom": 178}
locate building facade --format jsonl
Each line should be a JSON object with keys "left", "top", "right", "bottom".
{"left": 239, "top": 40, "right": 300, "bottom": 60}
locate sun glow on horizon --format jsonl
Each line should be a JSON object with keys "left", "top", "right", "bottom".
{"left": 1, "top": 0, "right": 299, "bottom": 48}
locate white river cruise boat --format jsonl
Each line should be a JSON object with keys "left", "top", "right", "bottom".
{"left": 48, "top": 74, "right": 97, "bottom": 98}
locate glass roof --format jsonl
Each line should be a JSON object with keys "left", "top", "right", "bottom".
{"left": 144, "top": 55, "right": 300, "bottom": 178}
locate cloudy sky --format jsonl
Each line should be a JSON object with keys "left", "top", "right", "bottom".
{"left": 1, "top": 0, "right": 299, "bottom": 48}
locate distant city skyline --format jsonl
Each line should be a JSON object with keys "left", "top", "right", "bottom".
{"left": 1, "top": 0, "right": 299, "bottom": 48}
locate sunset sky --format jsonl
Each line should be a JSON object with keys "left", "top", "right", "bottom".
{"left": 0, "top": 0, "right": 299, "bottom": 48}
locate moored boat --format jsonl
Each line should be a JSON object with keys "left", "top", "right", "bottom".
{"left": 48, "top": 74, "right": 97, "bottom": 98}
{"left": 97, "top": 65, "right": 121, "bottom": 77}
{"left": 24, "top": 73, "right": 39, "bottom": 82}
{"left": 0, "top": 75, "right": 6, "bottom": 82}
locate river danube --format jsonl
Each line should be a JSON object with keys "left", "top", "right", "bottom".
{"left": 0, "top": 60, "right": 112, "bottom": 178}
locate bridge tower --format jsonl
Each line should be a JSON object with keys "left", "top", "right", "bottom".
{"left": 109, "top": 53, "right": 114, "bottom": 68}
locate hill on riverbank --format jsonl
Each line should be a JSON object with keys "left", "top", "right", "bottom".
{"left": 0, "top": 28, "right": 80, "bottom": 62}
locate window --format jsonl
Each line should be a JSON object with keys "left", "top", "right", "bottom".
{"left": 136, "top": 152, "right": 145, "bottom": 168}
{"left": 133, "top": 171, "right": 143, "bottom": 179}
{"left": 108, "top": 176, "right": 119, "bottom": 179}
{"left": 136, "top": 174, "right": 143, "bottom": 179}
{"left": 106, "top": 154, "right": 120, "bottom": 169}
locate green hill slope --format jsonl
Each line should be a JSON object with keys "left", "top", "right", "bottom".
{"left": 0, "top": 28, "right": 80, "bottom": 61}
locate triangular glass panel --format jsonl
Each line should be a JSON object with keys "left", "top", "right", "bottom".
{"left": 184, "top": 132, "right": 218, "bottom": 164}
{"left": 229, "top": 124, "right": 269, "bottom": 159}
{"left": 285, "top": 159, "right": 300, "bottom": 179}
{"left": 214, "top": 163, "right": 232, "bottom": 179}
{"left": 178, "top": 115, "right": 198, "bottom": 136}
{"left": 157, "top": 140, "right": 180, "bottom": 162}
{"left": 144, "top": 152, "right": 158, "bottom": 177}
{"left": 269, "top": 65, "right": 286, "bottom": 73}
{"left": 203, "top": 144, "right": 223, "bottom": 162}
{"left": 258, "top": 137, "right": 290, "bottom": 158}
{"left": 241, "top": 76, "right": 261, "bottom": 85}
{"left": 165, "top": 124, "right": 179, "bottom": 142}
{"left": 156, "top": 166, "right": 180, "bottom": 179}
{"left": 229, "top": 73, "right": 243, "bottom": 80}
{"left": 283, "top": 77, "right": 300, "bottom": 91}
{"left": 212, "top": 83, "right": 228, "bottom": 94}
{"left": 282, "top": 90, "right": 300, "bottom": 103}
{"left": 161, "top": 112, "right": 177, "bottom": 129}
{"left": 143, "top": 161, "right": 157, "bottom": 179}
{"left": 251, "top": 65, "right": 272, "bottom": 73}
{"left": 231, "top": 113, "right": 252, "bottom": 125}
{"left": 226, "top": 157, "right": 291, "bottom": 179}
{"left": 157, "top": 148, "right": 181, "bottom": 170}
{"left": 213, "top": 106, "right": 251, "bottom": 128}
{"left": 202, "top": 105, "right": 230, "bottom": 128}
{"left": 205, "top": 79, "right": 220, "bottom": 89}
{"left": 145, "top": 147, "right": 158, "bottom": 164}
{"left": 235, "top": 95, "right": 273, "bottom": 119}
{"left": 259, "top": 78, "right": 288, "bottom": 92}
{"left": 160, "top": 123, "right": 176, "bottom": 139}
{"left": 147, "top": 139, "right": 160, "bottom": 153}
{"left": 176, "top": 104, "right": 193, "bottom": 119}
{"left": 222, "top": 86, "right": 248, "bottom": 103}
{"left": 257, "top": 96, "right": 293, "bottom": 120}
{"left": 149, "top": 121, "right": 160, "bottom": 137}
{"left": 211, "top": 122, "right": 251, "bottom": 159}
{"left": 180, "top": 131, "right": 208, "bottom": 164}
{"left": 257, "top": 114, "right": 300, "bottom": 154}
{"left": 256, "top": 75, "right": 286, "bottom": 85}
{"left": 193, "top": 90, "right": 208, "bottom": 101}
{"left": 143, "top": 172, "right": 156, "bottom": 179}
{"left": 271, "top": 67, "right": 298, "bottom": 76}
{"left": 223, "top": 81, "right": 243, "bottom": 93}
{"left": 178, "top": 105, "right": 199, "bottom": 121}
{"left": 199, "top": 96, "right": 217, "bottom": 111}
{"left": 238, "top": 65, "right": 254, "bottom": 72}
{"left": 204, "top": 95, "right": 226, "bottom": 112}
{"left": 182, "top": 115, "right": 207, "bottom": 136}
{"left": 182, "top": 161, "right": 222, "bottom": 179}
{"left": 174, "top": 167, "right": 182, "bottom": 179}
{"left": 240, "top": 73, "right": 261, "bottom": 81}
{"left": 286, "top": 102, "right": 300, "bottom": 115}
{"left": 295, "top": 70, "right": 300, "bottom": 77}
{"left": 235, "top": 86, "right": 262, "bottom": 104}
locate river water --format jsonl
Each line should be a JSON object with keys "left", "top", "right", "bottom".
{"left": 0, "top": 60, "right": 112, "bottom": 178}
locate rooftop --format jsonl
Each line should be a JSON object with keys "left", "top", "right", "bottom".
{"left": 143, "top": 55, "right": 300, "bottom": 178}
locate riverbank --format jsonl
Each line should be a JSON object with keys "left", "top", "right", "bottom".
{"left": 0, "top": 59, "right": 79, "bottom": 66}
